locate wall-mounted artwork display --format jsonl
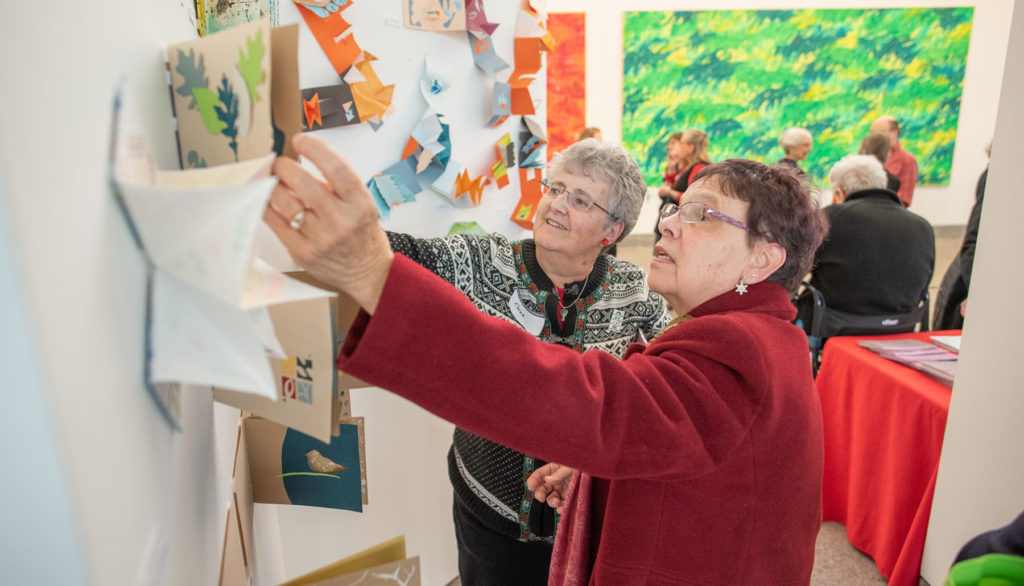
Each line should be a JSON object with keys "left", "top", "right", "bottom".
{"left": 245, "top": 415, "right": 367, "bottom": 512}
{"left": 623, "top": 8, "right": 974, "bottom": 186}
{"left": 546, "top": 12, "right": 585, "bottom": 160}
{"left": 169, "top": 19, "right": 275, "bottom": 167}
{"left": 403, "top": 0, "right": 466, "bottom": 32}
{"left": 197, "top": 0, "right": 275, "bottom": 36}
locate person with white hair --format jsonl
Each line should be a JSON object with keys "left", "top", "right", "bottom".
{"left": 797, "top": 154, "right": 935, "bottom": 326}
{"left": 778, "top": 127, "right": 813, "bottom": 176}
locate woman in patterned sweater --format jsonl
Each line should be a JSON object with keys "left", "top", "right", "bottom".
{"left": 387, "top": 139, "right": 669, "bottom": 585}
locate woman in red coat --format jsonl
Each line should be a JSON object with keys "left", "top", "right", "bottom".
{"left": 266, "top": 135, "right": 828, "bottom": 585}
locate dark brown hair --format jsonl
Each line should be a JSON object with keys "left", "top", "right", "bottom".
{"left": 859, "top": 131, "right": 892, "bottom": 165}
{"left": 693, "top": 160, "right": 827, "bottom": 293}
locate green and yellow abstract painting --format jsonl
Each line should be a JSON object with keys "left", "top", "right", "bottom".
{"left": 623, "top": 8, "right": 973, "bottom": 186}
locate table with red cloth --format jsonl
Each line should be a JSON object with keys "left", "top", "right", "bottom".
{"left": 817, "top": 330, "right": 960, "bottom": 586}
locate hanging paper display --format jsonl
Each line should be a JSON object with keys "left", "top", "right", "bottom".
{"left": 507, "top": 6, "right": 555, "bottom": 117}
{"left": 487, "top": 81, "right": 512, "bottom": 127}
{"left": 295, "top": 1, "right": 394, "bottom": 130}
{"left": 518, "top": 116, "right": 547, "bottom": 168}
{"left": 197, "top": 0, "right": 274, "bottom": 36}
{"left": 244, "top": 415, "right": 368, "bottom": 512}
{"left": 466, "top": 0, "right": 508, "bottom": 76}
{"left": 510, "top": 166, "right": 543, "bottom": 229}
{"left": 403, "top": 0, "right": 467, "bottom": 31}
{"left": 168, "top": 20, "right": 274, "bottom": 167}
{"left": 455, "top": 169, "right": 490, "bottom": 205}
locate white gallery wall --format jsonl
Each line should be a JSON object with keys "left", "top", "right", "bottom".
{"left": 0, "top": 1, "right": 1019, "bottom": 586}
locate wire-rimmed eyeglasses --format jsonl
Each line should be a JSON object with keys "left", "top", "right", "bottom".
{"left": 540, "top": 179, "right": 615, "bottom": 218}
{"left": 659, "top": 201, "right": 750, "bottom": 232}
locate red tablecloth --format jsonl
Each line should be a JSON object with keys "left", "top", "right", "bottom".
{"left": 817, "top": 330, "right": 958, "bottom": 586}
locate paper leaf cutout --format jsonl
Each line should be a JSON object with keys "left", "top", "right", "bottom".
{"left": 215, "top": 75, "right": 241, "bottom": 161}
{"left": 175, "top": 49, "right": 209, "bottom": 110}
{"left": 187, "top": 150, "right": 208, "bottom": 169}
{"left": 193, "top": 87, "right": 228, "bottom": 135}
{"left": 238, "top": 29, "right": 266, "bottom": 102}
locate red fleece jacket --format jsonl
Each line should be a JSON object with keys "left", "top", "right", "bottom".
{"left": 339, "top": 254, "right": 822, "bottom": 585}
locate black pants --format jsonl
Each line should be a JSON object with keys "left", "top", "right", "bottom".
{"left": 452, "top": 498, "right": 553, "bottom": 586}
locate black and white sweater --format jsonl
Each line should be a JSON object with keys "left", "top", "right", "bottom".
{"left": 388, "top": 232, "right": 670, "bottom": 542}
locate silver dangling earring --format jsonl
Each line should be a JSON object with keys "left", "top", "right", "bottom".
{"left": 735, "top": 277, "right": 748, "bottom": 295}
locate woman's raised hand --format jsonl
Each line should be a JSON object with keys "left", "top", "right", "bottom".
{"left": 264, "top": 134, "right": 394, "bottom": 313}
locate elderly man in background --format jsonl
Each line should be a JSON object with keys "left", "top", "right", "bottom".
{"left": 800, "top": 154, "right": 934, "bottom": 326}
{"left": 777, "top": 127, "right": 813, "bottom": 177}
{"left": 870, "top": 115, "right": 919, "bottom": 207}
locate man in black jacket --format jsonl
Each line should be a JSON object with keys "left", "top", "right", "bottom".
{"left": 806, "top": 155, "right": 935, "bottom": 319}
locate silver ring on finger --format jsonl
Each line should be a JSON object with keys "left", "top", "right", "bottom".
{"left": 290, "top": 210, "right": 307, "bottom": 230}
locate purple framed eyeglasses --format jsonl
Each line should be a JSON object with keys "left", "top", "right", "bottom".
{"left": 660, "top": 201, "right": 750, "bottom": 232}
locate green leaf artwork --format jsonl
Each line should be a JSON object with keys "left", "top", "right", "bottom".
{"left": 174, "top": 49, "right": 209, "bottom": 110}
{"left": 192, "top": 87, "right": 228, "bottom": 135}
{"left": 238, "top": 29, "right": 265, "bottom": 103}
{"left": 215, "top": 75, "right": 241, "bottom": 161}
{"left": 622, "top": 8, "right": 973, "bottom": 187}
{"left": 186, "top": 150, "right": 208, "bottom": 169}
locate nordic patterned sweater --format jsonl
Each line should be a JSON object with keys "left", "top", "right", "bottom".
{"left": 387, "top": 232, "right": 670, "bottom": 542}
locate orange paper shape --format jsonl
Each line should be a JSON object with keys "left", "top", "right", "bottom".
{"left": 402, "top": 137, "right": 420, "bottom": 160}
{"left": 295, "top": 2, "right": 361, "bottom": 75}
{"left": 350, "top": 53, "right": 395, "bottom": 123}
{"left": 510, "top": 87, "right": 534, "bottom": 116}
{"left": 455, "top": 169, "right": 488, "bottom": 206}
{"left": 511, "top": 167, "right": 543, "bottom": 229}
{"left": 508, "top": 22, "right": 553, "bottom": 116}
{"left": 303, "top": 93, "right": 323, "bottom": 129}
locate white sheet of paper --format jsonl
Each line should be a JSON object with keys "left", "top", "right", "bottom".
{"left": 118, "top": 176, "right": 277, "bottom": 306}
{"left": 151, "top": 269, "right": 277, "bottom": 399}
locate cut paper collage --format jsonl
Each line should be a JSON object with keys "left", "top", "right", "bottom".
{"left": 169, "top": 20, "right": 304, "bottom": 166}
{"left": 169, "top": 20, "right": 275, "bottom": 167}
{"left": 112, "top": 79, "right": 339, "bottom": 441}
{"left": 296, "top": 0, "right": 394, "bottom": 132}
{"left": 197, "top": 0, "right": 273, "bottom": 36}
{"left": 376, "top": 0, "right": 553, "bottom": 228}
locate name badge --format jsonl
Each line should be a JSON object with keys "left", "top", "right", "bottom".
{"left": 508, "top": 289, "right": 546, "bottom": 336}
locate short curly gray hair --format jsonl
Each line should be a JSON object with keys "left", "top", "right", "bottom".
{"left": 779, "top": 127, "right": 813, "bottom": 152}
{"left": 829, "top": 154, "right": 888, "bottom": 194}
{"left": 547, "top": 138, "right": 646, "bottom": 243}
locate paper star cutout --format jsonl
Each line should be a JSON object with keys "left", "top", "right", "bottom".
{"left": 303, "top": 93, "right": 323, "bottom": 129}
